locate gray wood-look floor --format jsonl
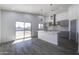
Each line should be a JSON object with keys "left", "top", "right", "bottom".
{"left": 0, "top": 38, "right": 78, "bottom": 55}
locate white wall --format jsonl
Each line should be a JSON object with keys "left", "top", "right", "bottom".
{"left": 68, "top": 5, "right": 78, "bottom": 20}
{"left": 0, "top": 11, "right": 1, "bottom": 43}
{"left": 56, "top": 11, "right": 69, "bottom": 22}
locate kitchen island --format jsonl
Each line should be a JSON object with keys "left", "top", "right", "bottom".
{"left": 38, "top": 30, "right": 59, "bottom": 45}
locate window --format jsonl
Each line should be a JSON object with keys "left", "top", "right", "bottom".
{"left": 38, "top": 24, "right": 44, "bottom": 30}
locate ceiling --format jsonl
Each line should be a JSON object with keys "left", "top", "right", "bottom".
{"left": 0, "top": 4, "right": 72, "bottom": 16}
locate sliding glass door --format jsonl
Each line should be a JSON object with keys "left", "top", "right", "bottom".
{"left": 24, "top": 23, "right": 31, "bottom": 38}
{"left": 16, "top": 22, "right": 24, "bottom": 39}
{"left": 16, "top": 22, "right": 31, "bottom": 39}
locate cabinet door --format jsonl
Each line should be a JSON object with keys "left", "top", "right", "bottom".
{"left": 70, "top": 20, "right": 77, "bottom": 42}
